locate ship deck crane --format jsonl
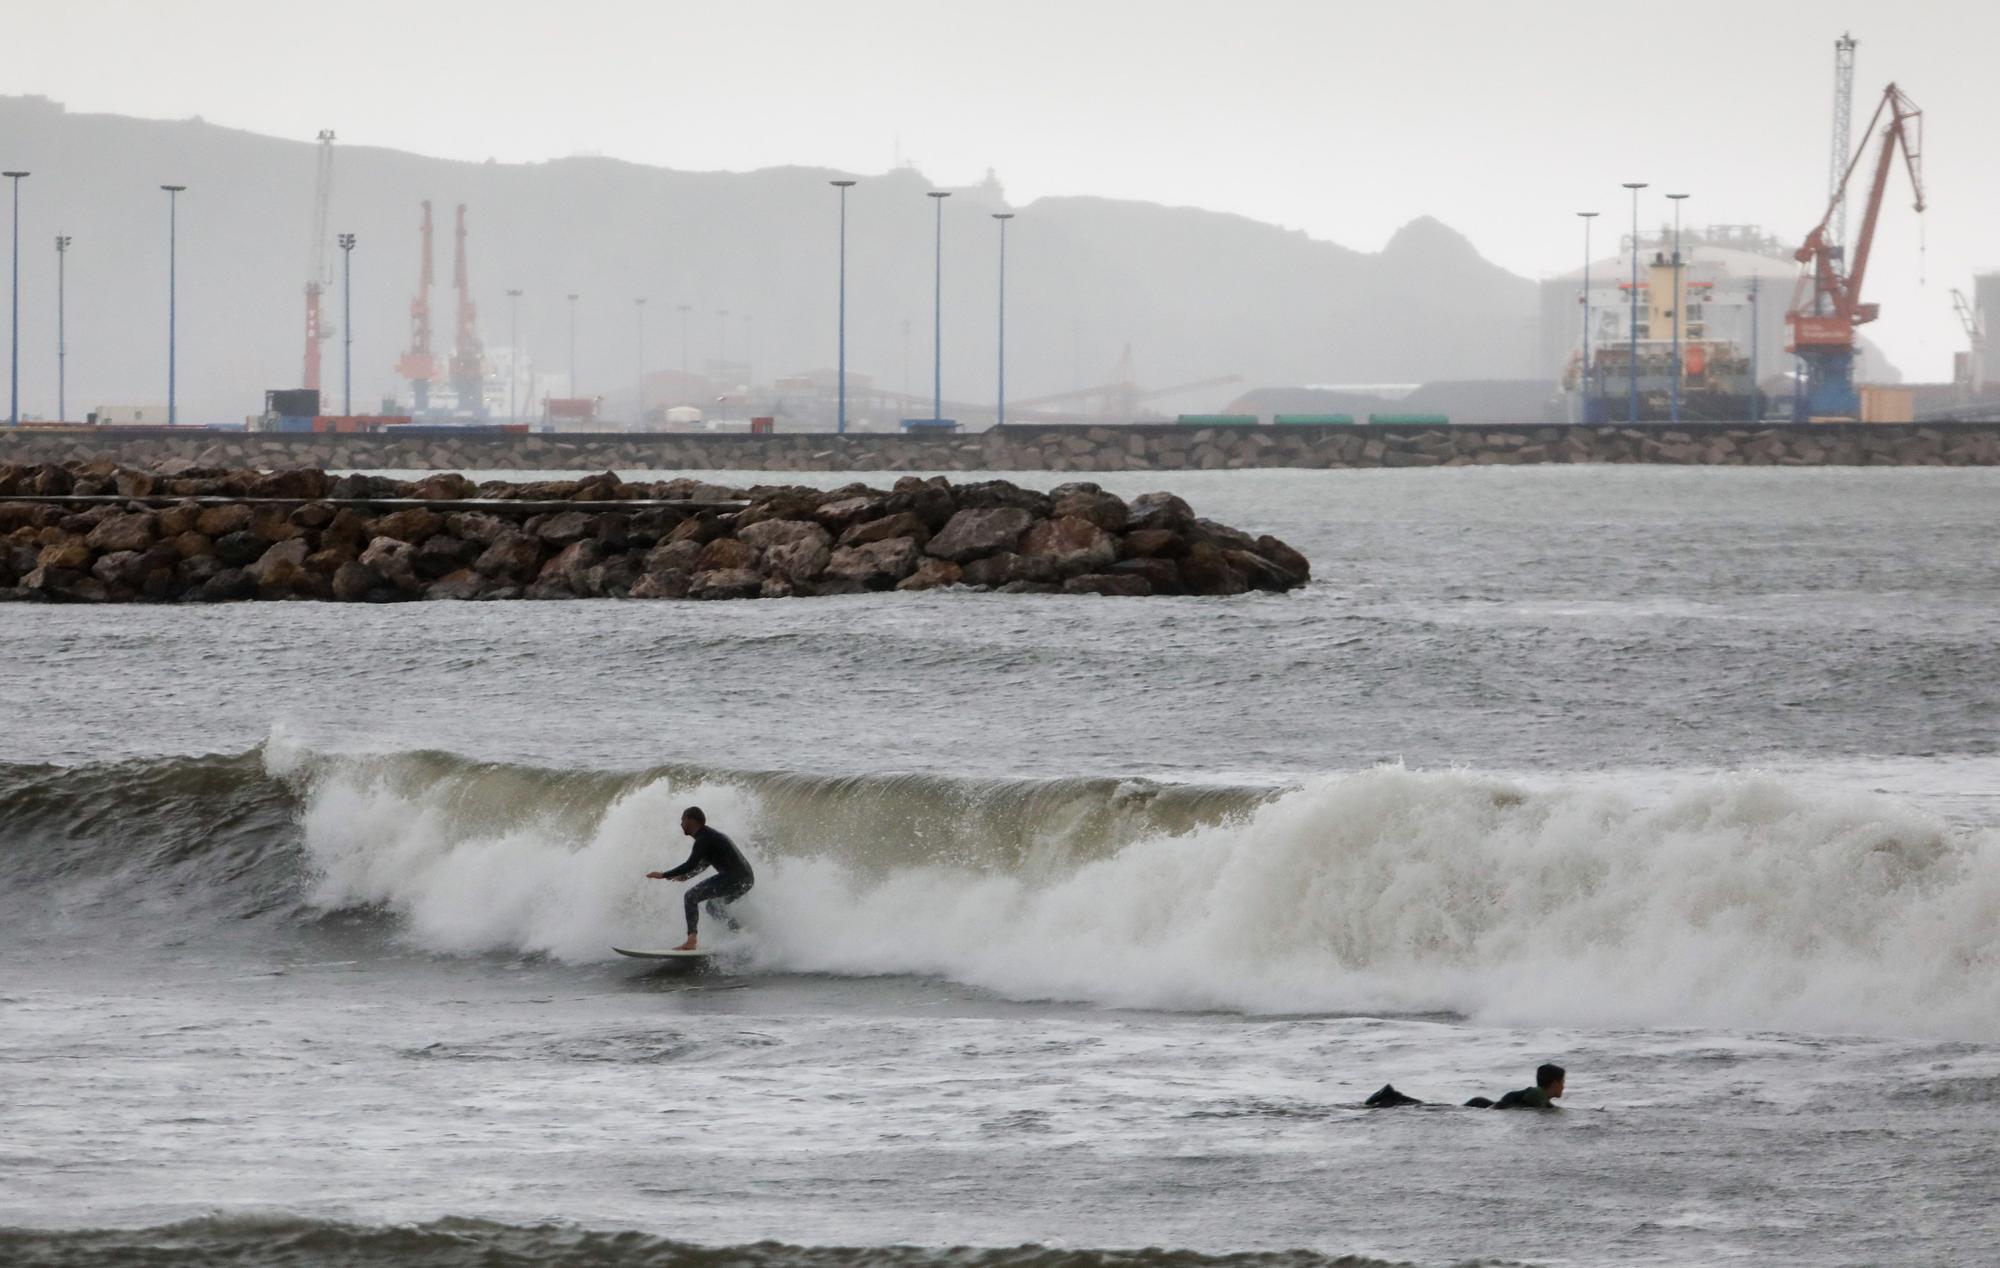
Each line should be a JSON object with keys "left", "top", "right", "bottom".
{"left": 302, "top": 130, "right": 335, "bottom": 392}
{"left": 396, "top": 201, "right": 436, "bottom": 413}
{"left": 448, "top": 204, "right": 487, "bottom": 417}
{"left": 1786, "top": 83, "right": 1924, "bottom": 419}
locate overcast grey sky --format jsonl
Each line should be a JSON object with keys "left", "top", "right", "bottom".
{"left": 13, "top": 0, "right": 1995, "bottom": 378}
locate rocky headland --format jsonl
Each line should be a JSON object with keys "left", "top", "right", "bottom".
{"left": 0, "top": 461, "right": 1310, "bottom": 603}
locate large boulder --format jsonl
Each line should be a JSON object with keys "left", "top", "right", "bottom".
{"left": 1020, "top": 515, "right": 1116, "bottom": 577}
{"left": 1178, "top": 542, "right": 1249, "bottom": 596}
{"left": 530, "top": 510, "right": 595, "bottom": 546}
{"left": 695, "top": 537, "right": 759, "bottom": 573}
{"left": 1126, "top": 491, "right": 1196, "bottom": 535}
{"left": 839, "top": 511, "right": 930, "bottom": 549}
{"left": 372, "top": 507, "right": 445, "bottom": 544}
{"left": 765, "top": 537, "right": 832, "bottom": 585}
{"left": 824, "top": 537, "right": 922, "bottom": 588}
{"left": 90, "top": 550, "right": 149, "bottom": 589}
{"left": 84, "top": 511, "right": 157, "bottom": 554}
{"left": 359, "top": 536, "right": 421, "bottom": 592}
{"left": 953, "top": 479, "right": 1052, "bottom": 517}
{"left": 959, "top": 551, "right": 1058, "bottom": 588}
{"left": 424, "top": 569, "right": 488, "bottom": 601}
{"left": 1050, "top": 483, "right": 1129, "bottom": 532}
{"left": 413, "top": 535, "right": 480, "bottom": 580}
{"left": 895, "top": 558, "right": 963, "bottom": 592}
{"left": 212, "top": 530, "right": 270, "bottom": 568}
{"left": 1255, "top": 535, "right": 1311, "bottom": 587}
{"left": 446, "top": 511, "right": 514, "bottom": 545}
{"left": 246, "top": 538, "right": 311, "bottom": 593}
{"left": 644, "top": 539, "right": 703, "bottom": 575}
{"left": 474, "top": 531, "right": 542, "bottom": 579}
{"left": 36, "top": 538, "right": 91, "bottom": 572}
{"left": 688, "top": 567, "right": 763, "bottom": 600}
{"left": 882, "top": 481, "right": 958, "bottom": 530}
{"left": 194, "top": 505, "right": 252, "bottom": 538}
{"left": 1109, "top": 556, "right": 1184, "bottom": 594}
{"left": 737, "top": 518, "right": 831, "bottom": 554}
{"left": 1120, "top": 528, "right": 1190, "bottom": 559}
{"left": 811, "top": 495, "right": 887, "bottom": 533}
{"left": 734, "top": 489, "right": 824, "bottom": 528}
{"left": 538, "top": 540, "right": 603, "bottom": 587}
{"left": 925, "top": 507, "right": 1033, "bottom": 563}
{"left": 629, "top": 570, "right": 691, "bottom": 600}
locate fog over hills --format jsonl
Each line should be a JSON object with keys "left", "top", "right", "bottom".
{"left": 0, "top": 96, "right": 1538, "bottom": 423}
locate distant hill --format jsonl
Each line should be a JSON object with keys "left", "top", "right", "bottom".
{"left": 0, "top": 95, "right": 1539, "bottom": 424}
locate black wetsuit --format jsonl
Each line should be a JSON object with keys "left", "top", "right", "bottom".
{"left": 665, "top": 826, "right": 755, "bottom": 936}
{"left": 1466, "top": 1086, "right": 1556, "bottom": 1110}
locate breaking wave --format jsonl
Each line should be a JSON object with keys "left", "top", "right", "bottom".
{"left": 5, "top": 738, "right": 1998, "bottom": 1040}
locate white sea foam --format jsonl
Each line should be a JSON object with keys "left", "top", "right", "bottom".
{"left": 280, "top": 748, "right": 2000, "bottom": 1041}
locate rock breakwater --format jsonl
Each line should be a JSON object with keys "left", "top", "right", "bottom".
{"left": 0, "top": 462, "right": 1309, "bottom": 603}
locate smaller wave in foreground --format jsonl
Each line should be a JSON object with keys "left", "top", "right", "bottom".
{"left": 0, "top": 1215, "right": 1438, "bottom": 1268}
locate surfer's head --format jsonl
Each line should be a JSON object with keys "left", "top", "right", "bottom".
{"left": 1536, "top": 1063, "right": 1566, "bottom": 1099}
{"left": 681, "top": 806, "right": 706, "bottom": 835}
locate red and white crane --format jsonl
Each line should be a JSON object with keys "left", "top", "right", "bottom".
{"left": 396, "top": 201, "right": 437, "bottom": 413}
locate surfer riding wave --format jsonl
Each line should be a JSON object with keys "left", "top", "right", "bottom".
{"left": 646, "top": 806, "right": 755, "bottom": 951}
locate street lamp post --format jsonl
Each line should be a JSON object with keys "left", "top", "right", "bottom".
{"left": 1666, "top": 193, "right": 1688, "bottom": 425}
{"left": 566, "top": 293, "right": 579, "bottom": 398}
{"left": 161, "top": 184, "right": 185, "bottom": 425}
{"left": 338, "top": 233, "right": 355, "bottom": 417}
{"left": 992, "top": 212, "right": 1014, "bottom": 426}
{"left": 927, "top": 190, "right": 951, "bottom": 422}
{"left": 505, "top": 289, "right": 522, "bottom": 423}
{"left": 4, "top": 171, "right": 27, "bottom": 427}
{"left": 1575, "top": 212, "right": 1597, "bottom": 424}
{"left": 634, "top": 297, "right": 647, "bottom": 426}
{"left": 55, "top": 234, "right": 70, "bottom": 423}
{"left": 831, "top": 179, "right": 855, "bottom": 433}
{"left": 1621, "top": 182, "right": 1647, "bottom": 423}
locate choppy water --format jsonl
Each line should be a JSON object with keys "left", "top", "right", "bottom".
{"left": 3, "top": 467, "right": 1997, "bottom": 1267}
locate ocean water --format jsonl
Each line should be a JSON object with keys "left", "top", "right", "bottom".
{"left": 3, "top": 466, "right": 1997, "bottom": 1267}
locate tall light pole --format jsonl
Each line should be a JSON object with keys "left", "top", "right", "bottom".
{"left": 1575, "top": 212, "right": 1597, "bottom": 424}
{"left": 992, "top": 211, "right": 1014, "bottom": 426}
{"left": 1748, "top": 275, "right": 1760, "bottom": 424}
{"left": 337, "top": 233, "right": 355, "bottom": 417}
{"left": 1621, "top": 181, "right": 1647, "bottom": 423}
{"left": 161, "top": 184, "right": 185, "bottom": 425}
{"left": 831, "top": 179, "right": 856, "bottom": 433}
{"left": 1666, "top": 193, "right": 1688, "bottom": 425}
{"left": 4, "top": 171, "right": 27, "bottom": 427}
{"left": 927, "top": 190, "right": 950, "bottom": 422}
{"left": 566, "top": 292, "right": 579, "bottom": 398}
{"left": 55, "top": 234, "right": 70, "bottom": 423}
{"left": 506, "top": 288, "right": 522, "bottom": 423}
{"left": 634, "top": 296, "right": 647, "bottom": 425}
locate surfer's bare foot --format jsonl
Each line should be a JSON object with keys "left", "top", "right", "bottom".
{"left": 674, "top": 936, "right": 698, "bottom": 952}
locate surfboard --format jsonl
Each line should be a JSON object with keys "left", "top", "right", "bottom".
{"left": 613, "top": 947, "right": 712, "bottom": 960}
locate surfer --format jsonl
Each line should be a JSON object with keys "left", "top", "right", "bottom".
{"left": 1465, "top": 1063, "right": 1566, "bottom": 1109}
{"left": 1363, "top": 1063, "right": 1566, "bottom": 1109}
{"left": 645, "top": 806, "right": 755, "bottom": 951}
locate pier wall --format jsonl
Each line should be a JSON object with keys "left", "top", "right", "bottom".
{"left": 5, "top": 421, "right": 2000, "bottom": 473}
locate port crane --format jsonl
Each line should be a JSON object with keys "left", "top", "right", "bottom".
{"left": 301, "top": 130, "right": 335, "bottom": 392}
{"left": 1786, "top": 83, "right": 1924, "bottom": 418}
{"left": 448, "top": 204, "right": 487, "bottom": 417}
{"left": 396, "top": 201, "right": 436, "bottom": 413}
{"left": 1951, "top": 288, "right": 1985, "bottom": 395}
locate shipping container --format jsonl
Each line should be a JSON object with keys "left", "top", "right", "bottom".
{"left": 1273, "top": 413, "right": 1356, "bottom": 425}
{"left": 265, "top": 389, "right": 321, "bottom": 418}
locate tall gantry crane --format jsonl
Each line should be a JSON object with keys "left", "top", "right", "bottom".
{"left": 302, "top": 129, "right": 335, "bottom": 392}
{"left": 1786, "top": 83, "right": 1924, "bottom": 418}
{"left": 1827, "top": 34, "right": 1857, "bottom": 255}
{"left": 448, "top": 204, "right": 487, "bottom": 417}
{"left": 396, "top": 201, "right": 436, "bottom": 413}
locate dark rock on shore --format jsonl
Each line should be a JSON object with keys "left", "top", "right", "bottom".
{"left": 0, "top": 461, "right": 1310, "bottom": 604}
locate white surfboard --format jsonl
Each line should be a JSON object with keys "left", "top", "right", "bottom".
{"left": 613, "top": 947, "right": 713, "bottom": 960}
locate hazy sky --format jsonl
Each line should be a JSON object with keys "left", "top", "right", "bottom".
{"left": 13, "top": 0, "right": 1997, "bottom": 379}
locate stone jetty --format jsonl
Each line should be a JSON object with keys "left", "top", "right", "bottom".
{"left": 5, "top": 419, "right": 2000, "bottom": 474}
{"left": 0, "top": 461, "right": 1310, "bottom": 603}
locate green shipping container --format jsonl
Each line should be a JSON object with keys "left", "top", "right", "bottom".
{"left": 1366, "top": 413, "right": 1451, "bottom": 425}
{"left": 1175, "top": 414, "right": 1259, "bottom": 426}
{"left": 1272, "top": 413, "right": 1355, "bottom": 425}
